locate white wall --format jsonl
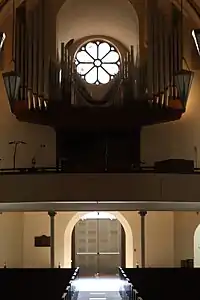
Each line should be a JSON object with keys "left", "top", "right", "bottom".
{"left": 145, "top": 211, "right": 174, "bottom": 267}
{"left": 0, "top": 212, "right": 23, "bottom": 267}
{"left": 174, "top": 211, "right": 200, "bottom": 266}
{"left": 56, "top": 0, "right": 139, "bottom": 49}
{"left": 141, "top": 72, "right": 200, "bottom": 167}
{"left": 23, "top": 212, "right": 50, "bottom": 267}
{"left": 123, "top": 211, "right": 174, "bottom": 267}
{"left": 23, "top": 212, "right": 75, "bottom": 268}
{"left": 22, "top": 211, "right": 175, "bottom": 268}
{"left": 0, "top": 73, "right": 56, "bottom": 168}
{"left": 0, "top": 211, "right": 199, "bottom": 268}
{"left": 0, "top": 14, "right": 56, "bottom": 169}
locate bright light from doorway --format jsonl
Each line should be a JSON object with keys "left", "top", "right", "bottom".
{"left": 81, "top": 211, "right": 116, "bottom": 220}
{"left": 73, "top": 277, "right": 122, "bottom": 292}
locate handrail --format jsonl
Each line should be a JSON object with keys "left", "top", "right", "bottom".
{"left": 118, "top": 267, "right": 144, "bottom": 300}
{"left": 119, "top": 266, "right": 131, "bottom": 284}
{"left": 0, "top": 165, "right": 199, "bottom": 175}
{"left": 62, "top": 267, "right": 79, "bottom": 300}
{"left": 118, "top": 267, "right": 134, "bottom": 300}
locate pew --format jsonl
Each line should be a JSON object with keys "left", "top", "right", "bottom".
{"left": 119, "top": 267, "right": 200, "bottom": 300}
{"left": 0, "top": 267, "right": 79, "bottom": 300}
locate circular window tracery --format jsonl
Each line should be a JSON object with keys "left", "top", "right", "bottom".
{"left": 75, "top": 41, "right": 120, "bottom": 85}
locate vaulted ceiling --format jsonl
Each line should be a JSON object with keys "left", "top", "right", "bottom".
{"left": 57, "top": 0, "right": 139, "bottom": 49}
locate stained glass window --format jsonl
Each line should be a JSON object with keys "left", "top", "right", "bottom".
{"left": 75, "top": 41, "right": 120, "bottom": 85}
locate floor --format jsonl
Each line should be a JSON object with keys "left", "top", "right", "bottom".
{"left": 73, "top": 277, "right": 123, "bottom": 300}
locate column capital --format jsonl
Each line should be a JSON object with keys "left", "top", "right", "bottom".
{"left": 48, "top": 211, "right": 57, "bottom": 218}
{"left": 138, "top": 210, "right": 147, "bottom": 217}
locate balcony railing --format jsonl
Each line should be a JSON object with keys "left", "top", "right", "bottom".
{"left": 0, "top": 168, "right": 200, "bottom": 204}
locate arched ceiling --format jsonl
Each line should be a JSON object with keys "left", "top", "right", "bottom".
{"left": 56, "top": 0, "right": 139, "bottom": 49}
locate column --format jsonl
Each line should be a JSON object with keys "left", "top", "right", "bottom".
{"left": 48, "top": 210, "right": 57, "bottom": 268}
{"left": 138, "top": 210, "right": 147, "bottom": 268}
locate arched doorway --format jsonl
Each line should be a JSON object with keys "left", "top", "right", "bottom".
{"left": 71, "top": 212, "right": 125, "bottom": 275}
{"left": 194, "top": 224, "right": 200, "bottom": 267}
{"left": 64, "top": 211, "right": 134, "bottom": 270}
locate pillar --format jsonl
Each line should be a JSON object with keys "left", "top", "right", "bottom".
{"left": 138, "top": 210, "right": 147, "bottom": 268}
{"left": 48, "top": 210, "right": 57, "bottom": 268}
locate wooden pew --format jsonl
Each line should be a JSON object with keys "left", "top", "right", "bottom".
{"left": 0, "top": 268, "right": 79, "bottom": 300}
{"left": 119, "top": 267, "right": 200, "bottom": 300}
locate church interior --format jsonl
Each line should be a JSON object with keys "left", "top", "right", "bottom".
{"left": 1, "top": 0, "right": 200, "bottom": 299}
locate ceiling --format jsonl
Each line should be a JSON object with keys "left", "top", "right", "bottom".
{"left": 56, "top": 0, "right": 139, "bottom": 49}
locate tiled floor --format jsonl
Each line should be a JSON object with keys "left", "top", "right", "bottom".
{"left": 74, "top": 277, "right": 123, "bottom": 300}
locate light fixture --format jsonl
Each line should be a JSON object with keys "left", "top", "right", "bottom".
{"left": 174, "top": 68, "right": 194, "bottom": 107}
{"left": 3, "top": 71, "right": 21, "bottom": 107}
{"left": 3, "top": 0, "right": 20, "bottom": 107}
{"left": 174, "top": 0, "right": 194, "bottom": 109}
{"left": 0, "top": 32, "right": 6, "bottom": 51}
{"left": 192, "top": 29, "right": 200, "bottom": 56}
{"left": 9, "top": 140, "right": 27, "bottom": 169}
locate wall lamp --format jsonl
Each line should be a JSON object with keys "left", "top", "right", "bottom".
{"left": 174, "top": 58, "right": 194, "bottom": 108}
{"left": 173, "top": 0, "right": 194, "bottom": 110}
{"left": 3, "top": 71, "right": 21, "bottom": 110}
{"left": 3, "top": 0, "right": 21, "bottom": 110}
{"left": 192, "top": 29, "right": 200, "bottom": 56}
{"left": 174, "top": 69, "right": 194, "bottom": 108}
{"left": 9, "top": 140, "right": 27, "bottom": 169}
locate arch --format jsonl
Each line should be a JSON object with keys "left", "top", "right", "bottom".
{"left": 194, "top": 224, "right": 200, "bottom": 267}
{"left": 64, "top": 211, "right": 134, "bottom": 268}
{"left": 56, "top": 0, "right": 139, "bottom": 49}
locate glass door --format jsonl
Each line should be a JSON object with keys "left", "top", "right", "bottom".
{"left": 75, "top": 219, "right": 98, "bottom": 276}
{"left": 74, "top": 213, "right": 122, "bottom": 276}
{"left": 98, "top": 218, "right": 121, "bottom": 275}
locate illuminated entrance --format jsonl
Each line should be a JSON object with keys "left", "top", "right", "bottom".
{"left": 72, "top": 212, "right": 125, "bottom": 276}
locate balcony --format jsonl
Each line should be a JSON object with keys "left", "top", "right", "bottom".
{"left": 12, "top": 54, "right": 184, "bottom": 131}
{"left": 0, "top": 168, "right": 200, "bottom": 211}
{"left": 13, "top": 101, "right": 183, "bottom": 132}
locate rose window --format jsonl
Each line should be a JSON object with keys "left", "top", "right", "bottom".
{"left": 75, "top": 41, "right": 120, "bottom": 85}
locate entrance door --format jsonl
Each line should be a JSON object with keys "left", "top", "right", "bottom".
{"left": 73, "top": 216, "right": 123, "bottom": 276}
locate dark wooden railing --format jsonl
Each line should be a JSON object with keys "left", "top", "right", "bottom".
{"left": 119, "top": 267, "right": 200, "bottom": 300}
{"left": 0, "top": 165, "right": 200, "bottom": 175}
{"left": 118, "top": 267, "right": 143, "bottom": 300}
